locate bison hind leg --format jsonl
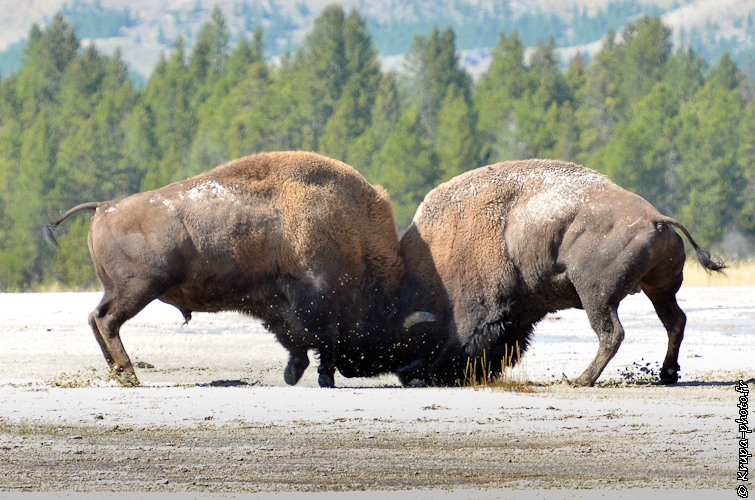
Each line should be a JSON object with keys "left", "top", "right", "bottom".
{"left": 88, "top": 280, "right": 171, "bottom": 387}
{"left": 89, "top": 311, "right": 115, "bottom": 368}
{"left": 643, "top": 286, "right": 686, "bottom": 384}
{"left": 89, "top": 299, "right": 142, "bottom": 387}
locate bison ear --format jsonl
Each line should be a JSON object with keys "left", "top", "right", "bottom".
{"left": 403, "top": 311, "right": 437, "bottom": 329}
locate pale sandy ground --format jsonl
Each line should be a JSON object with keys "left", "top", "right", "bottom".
{"left": 0, "top": 287, "right": 752, "bottom": 498}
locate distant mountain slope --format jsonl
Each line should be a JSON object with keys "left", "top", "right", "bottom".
{"left": 2, "top": 0, "right": 755, "bottom": 81}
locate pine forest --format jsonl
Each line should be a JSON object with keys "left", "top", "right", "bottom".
{"left": 1, "top": 6, "right": 755, "bottom": 290}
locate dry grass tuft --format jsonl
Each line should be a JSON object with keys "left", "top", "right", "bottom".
{"left": 683, "top": 259, "right": 755, "bottom": 287}
{"left": 29, "top": 282, "right": 101, "bottom": 293}
{"left": 463, "top": 343, "right": 535, "bottom": 392}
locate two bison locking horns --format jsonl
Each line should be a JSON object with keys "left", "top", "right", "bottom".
{"left": 45, "top": 151, "right": 724, "bottom": 388}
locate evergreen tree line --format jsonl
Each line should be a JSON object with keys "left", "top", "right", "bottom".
{"left": 1, "top": 6, "right": 754, "bottom": 291}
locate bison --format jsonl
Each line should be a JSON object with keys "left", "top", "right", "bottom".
{"left": 45, "top": 151, "right": 435, "bottom": 387}
{"left": 397, "top": 159, "right": 724, "bottom": 387}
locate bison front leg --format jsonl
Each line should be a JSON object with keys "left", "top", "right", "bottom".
{"left": 283, "top": 347, "right": 310, "bottom": 386}
{"left": 277, "top": 277, "right": 339, "bottom": 387}
{"left": 315, "top": 327, "right": 338, "bottom": 388}
{"left": 281, "top": 339, "right": 335, "bottom": 387}
{"left": 316, "top": 354, "right": 336, "bottom": 388}
{"left": 573, "top": 304, "right": 625, "bottom": 387}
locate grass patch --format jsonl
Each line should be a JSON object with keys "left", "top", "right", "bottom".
{"left": 683, "top": 259, "right": 755, "bottom": 286}
{"left": 30, "top": 282, "right": 101, "bottom": 292}
{"left": 462, "top": 343, "right": 535, "bottom": 393}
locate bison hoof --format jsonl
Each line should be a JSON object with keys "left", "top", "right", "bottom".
{"left": 108, "top": 369, "right": 140, "bottom": 387}
{"left": 284, "top": 363, "right": 305, "bottom": 386}
{"left": 659, "top": 367, "right": 679, "bottom": 385}
{"left": 318, "top": 373, "right": 335, "bottom": 388}
{"left": 570, "top": 375, "right": 594, "bottom": 387}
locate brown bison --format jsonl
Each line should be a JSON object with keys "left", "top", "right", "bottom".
{"left": 45, "top": 151, "right": 434, "bottom": 387}
{"left": 397, "top": 159, "right": 724, "bottom": 387}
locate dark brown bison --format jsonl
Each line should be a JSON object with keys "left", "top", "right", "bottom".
{"left": 397, "top": 159, "right": 724, "bottom": 387}
{"left": 45, "top": 151, "right": 434, "bottom": 387}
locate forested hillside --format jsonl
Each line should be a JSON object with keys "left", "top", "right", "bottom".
{"left": 2, "top": 1, "right": 754, "bottom": 84}
{"left": 1, "top": 6, "right": 754, "bottom": 290}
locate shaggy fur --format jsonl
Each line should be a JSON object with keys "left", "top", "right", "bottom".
{"left": 398, "top": 159, "right": 724, "bottom": 386}
{"left": 46, "top": 151, "right": 425, "bottom": 387}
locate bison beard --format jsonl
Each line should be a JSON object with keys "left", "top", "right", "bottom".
{"left": 398, "top": 159, "right": 724, "bottom": 387}
{"left": 45, "top": 151, "right": 434, "bottom": 388}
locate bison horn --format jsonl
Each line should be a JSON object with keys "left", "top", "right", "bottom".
{"left": 403, "top": 311, "right": 437, "bottom": 329}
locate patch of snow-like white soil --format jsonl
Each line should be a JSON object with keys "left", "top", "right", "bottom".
{"left": 0, "top": 287, "right": 749, "bottom": 493}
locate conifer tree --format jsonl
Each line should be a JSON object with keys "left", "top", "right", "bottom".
{"left": 527, "top": 37, "right": 571, "bottom": 107}
{"left": 319, "top": 9, "right": 381, "bottom": 163}
{"left": 342, "top": 9, "right": 381, "bottom": 134}
{"left": 372, "top": 105, "right": 439, "bottom": 229}
{"left": 52, "top": 46, "right": 139, "bottom": 205}
{"left": 559, "top": 55, "right": 588, "bottom": 162}
{"left": 410, "top": 27, "right": 472, "bottom": 139}
{"left": 474, "top": 31, "right": 529, "bottom": 163}
{"left": 619, "top": 16, "right": 672, "bottom": 111}
{"left": 189, "top": 29, "right": 262, "bottom": 175}
{"left": 180, "top": 8, "right": 235, "bottom": 176}
{"left": 554, "top": 100, "right": 581, "bottom": 162}
{"left": 219, "top": 29, "right": 272, "bottom": 158}
{"left": 674, "top": 56, "right": 746, "bottom": 246}
{"left": 663, "top": 47, "right": 706, "bottom": 104}
{"left": 0, "top": 15, "right": 80, "bottom": 288}
{"left": 595, "top": 82, "right": 680, "bottom": 213}
{"left": 140, "top": 39, "right": 196, "bottom": 189}
{"left": 0, "top": 77, "right": 22, "bottom": 286}
{"left": 189, "top": 6, "right": 230, "bottom": 94}
{"left": 4, "top": 106, "right": 54, "bottom": 288}
{"left": 15, "top": 14, "right": 79, "bottom": 110}
{"left": 348, "top": 71, "right": 401, "bottom": 183}
{"left": 514, "top": 38, "right": 575, "bottom": 159}
{"left": 737, "top": 97, "right": 755, "bottom": 235}
{"left": 578, "top": 30, "right": 622, "bottom": 164}
{"left": 564, "top": 53, "right": 588, "bottom": 104}
{"left": 300, "top": 5, "right": 347, "bottom": 150}
{"left": 264, "top": 52, "right": 309, "bottom": 151}
{"left": 435, "top": 84, "right": 479, "bottom": 181}
{"left": 320, "top": 82, "right": 362, "bottom": 162}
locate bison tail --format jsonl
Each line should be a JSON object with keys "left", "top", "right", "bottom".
{"left": 43, "top": 222, "right": 61, "bottom": 249}
{"left": 692, "top": 245, "right": 726, "bottom": 272}
{"left": 44, "top": 202, "right": 101, "bottom": 250}
{"left": 657, "top": 216, "right": 726, "bottom": 272}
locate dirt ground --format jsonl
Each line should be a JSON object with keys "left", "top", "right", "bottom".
{"left": 0, "top": 288, "right": 751, "bottom": 495}
{"left": 0, "top": 384, "right": 738, "bottom": 493}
